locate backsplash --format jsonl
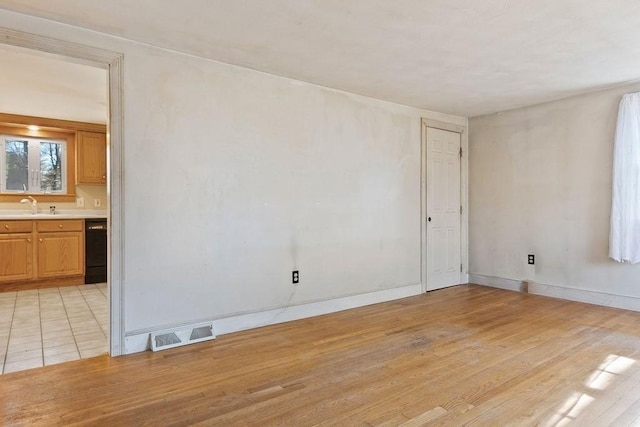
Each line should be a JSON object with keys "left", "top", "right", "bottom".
{"left": 0, "top": 184, "right": 107, "bottom": 213}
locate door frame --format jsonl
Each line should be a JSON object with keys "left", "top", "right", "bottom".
{"left": 421, "top": 118, "right": 468, "bottom": 292}
{"left": 0, "top": 27, "right": 125, "bottom": 356}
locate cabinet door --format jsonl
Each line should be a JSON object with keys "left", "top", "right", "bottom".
{"left": 77, "top": 131, "right": 106, "bottom": 184}
{"left": 0, "top": 234, "right": 34, "bottom": 282}
{"left": 37, "top": 232, "right": 84, "bottom": 278}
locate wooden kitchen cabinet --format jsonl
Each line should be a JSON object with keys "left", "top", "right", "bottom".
{"left": 0, "top": 220, "right": 34, "bottom": 283}
{"left": 0, "top": 219, "right": 84, "bottom": 288}
{"left": 76, "top": 131, "right": 106, "bottom": 184}
{"left": 36, "top": 220, "right": 84, "bottom": 278}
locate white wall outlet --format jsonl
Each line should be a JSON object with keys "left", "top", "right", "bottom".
{"left": 94, "top": 198, "right": 102, "bottom": 208}
{"left": 76, "top": 197, "right": 85, "bottom": 208}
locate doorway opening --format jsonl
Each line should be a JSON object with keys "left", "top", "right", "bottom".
{"left": 0, "top": 28, "right": 124, "bottom": 372}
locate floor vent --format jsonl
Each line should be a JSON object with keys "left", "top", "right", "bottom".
{"left": 150, "top": 322, "right": 216, "bottom": 352}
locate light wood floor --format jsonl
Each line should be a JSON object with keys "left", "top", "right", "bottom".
{"left": 2, "top": 284, "right": 640, "bottom": 426}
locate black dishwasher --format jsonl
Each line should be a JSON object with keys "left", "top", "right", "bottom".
{"left": 85, "top": 218, "right": 107, "bottom": 284}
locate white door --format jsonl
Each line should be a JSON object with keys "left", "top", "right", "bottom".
{"left": 426, "top": 127, "right": 461, "bottom": 291}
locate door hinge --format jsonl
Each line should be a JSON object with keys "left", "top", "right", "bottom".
{"left": 459, "top": 147, "right": 463, "bottom": 158}
{"left": 460, "top": 264, "right": 463, "bottom": 272}
{"left": 460, "top": 205, "right": 463, "bottom": 215}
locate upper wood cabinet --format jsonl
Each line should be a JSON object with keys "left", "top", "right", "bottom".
{"left": 76, "top": 131, "right": 107, "bottom": 184}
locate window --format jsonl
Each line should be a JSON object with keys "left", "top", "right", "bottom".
{"left": 1, "top": 135, "right": 67, "bottom": 194}
{"left": 610, "top": 92, "right": 640, "bottom": 263}
{"left": 0, "top": 113, "right": 104, "bottom": 202}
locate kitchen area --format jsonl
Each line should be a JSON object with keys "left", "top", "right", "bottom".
{"left": 0, "top": 119, "right": 108, "bottom": 290}
{"left": 0, "top": 45, "right": 109, "bottom": 373}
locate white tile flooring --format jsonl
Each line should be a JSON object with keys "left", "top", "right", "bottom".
{"left": 0, "top": 283, "right": 108, "bottom": 374}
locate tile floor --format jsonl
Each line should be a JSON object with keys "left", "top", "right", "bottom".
{"left": 0, "top": 283, "right": 108, "bottom": 374}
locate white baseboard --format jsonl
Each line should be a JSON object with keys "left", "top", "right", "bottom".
{"left": 124, "top": 283, "right": 423, "bottom": 354}
{"left": 469, "top": 273, "right": 640, "bottom": 313}
{"left": 468, "top": 274, "right": 522, "bottom": 292}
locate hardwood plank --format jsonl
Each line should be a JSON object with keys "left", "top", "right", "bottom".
{"left": 399, "top": 406, "right": 447, "bottom": 426}
{"left": 2, "top": 284, "right": 640, "bottom": 426}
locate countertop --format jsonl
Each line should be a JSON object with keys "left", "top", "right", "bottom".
{"left": 0, "top": 210, "right": 107, "bottom": 220}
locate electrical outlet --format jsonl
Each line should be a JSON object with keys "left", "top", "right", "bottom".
{"left": 528, "top": 254, "right": 535, "bottom": 265}
{"left": 292, "top": 270, "right": 299, "bottom": 284}
{"left": 76, "top": 197, "right": 85, "bottom": 208}
{"left": 94, "top": 199, "right": 102, "bottom": 208}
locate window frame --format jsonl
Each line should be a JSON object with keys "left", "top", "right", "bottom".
{"left": 1, "top": 134, "right": 69, "bottom": 194}
{"left": 0, "top": 124, "right": 76, "bottom": 202}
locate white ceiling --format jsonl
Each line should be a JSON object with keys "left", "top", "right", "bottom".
{"left": 0, "top": 44, "right": 107, "bottom": 124}
{"left": 1, "top": 0, "right": 640, "bottom": 117}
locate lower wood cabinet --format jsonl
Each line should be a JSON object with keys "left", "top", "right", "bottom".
{"left": 0, "top": 219, "right": 84, "bottom": 286}
{"left": 0, "top": 233, "right": 33, "bottom": 282}
{"left": 37, "top": 219, "right": 84, "bottom": 279}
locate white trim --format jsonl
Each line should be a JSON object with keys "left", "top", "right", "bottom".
{"left": 421, "top": 121, "right": 427, "bottom": 292}
{"left": 124, "top": 283, "right": 423, "bottom": 354}
{"left": 468, "top": 273, "right": 522, "bottom": 292}
{"left": 421, "top": 120, "right": 468, "bottom": 292}
{"left": 469, "top": 273, "right": 640, "bottom": 312}
{"left": 529, "top": 282, "right": 640, "bottom": 312}
{"left": 0, "top": 27, "right": 125, "bottom": 356}
{"left": 460, "top": 120, "right": 469, "bottom": 285}
{"left": 422, "top": 118, "right": 465, "bottom": 134}
{"left": 107, "top": 52, "right": 125, "bottom": 357}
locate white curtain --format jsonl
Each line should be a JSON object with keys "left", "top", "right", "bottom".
{"left": 610, "top": 92, "right": 640, "bottom": 263}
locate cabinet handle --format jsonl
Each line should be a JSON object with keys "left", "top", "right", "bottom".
{"left": 3, "top": 225, "right": 8, "bottom": 230}
{"left": 58, "top": 224, "right": 63, "bottom": 228}
{"left": 39, "top": 238, "right": 43, "bottom": 243}
{"left": 27, "top": 238, "right": 31, "bottom": 243}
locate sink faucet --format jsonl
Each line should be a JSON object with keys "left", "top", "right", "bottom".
{"left": 20, "top": 196, "right": 38, "bottom": 215}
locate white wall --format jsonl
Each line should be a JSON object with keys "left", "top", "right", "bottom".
{"left": 0, "top": 10, "right": 466, "bottom": 340}
{"left": 469, "top": 82, "right": 640, "bottom": 304}
{"left": 124, "top": 56, "right": 427, "bottom": 331}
